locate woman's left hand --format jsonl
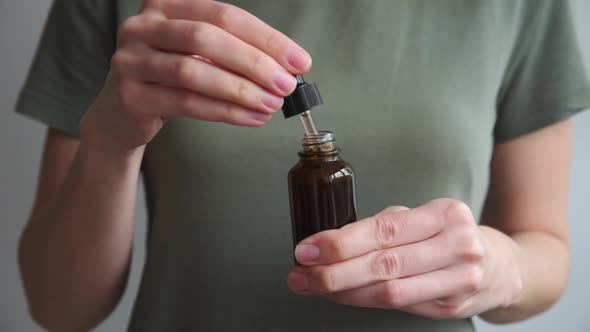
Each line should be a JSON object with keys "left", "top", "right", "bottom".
{"left": 287, "top": 198, "right": 524, "bottom": 319}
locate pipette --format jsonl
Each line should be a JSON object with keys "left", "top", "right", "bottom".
{"left": 282, "top": 75, "right": 323, "bottom": 136}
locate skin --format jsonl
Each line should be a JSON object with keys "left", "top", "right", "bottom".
{"left": 18, "top": 0, "right": 571, "bottom": 330}
{"left": 19, "top": 1, "right": 310, "bottom": 331}
{"left": 287, "top": 120, "right": 571, "bottom": 322}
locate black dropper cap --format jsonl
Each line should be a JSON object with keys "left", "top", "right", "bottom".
{"left": 282, "top": 75, "right": 324, "bottom": 118}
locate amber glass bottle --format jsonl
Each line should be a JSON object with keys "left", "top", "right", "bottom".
{"left": 288, "top": 131, "right": 358, "bottom": 249}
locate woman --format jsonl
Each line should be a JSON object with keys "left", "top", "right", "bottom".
{"left": 15, "top": 0, "right": 590, "bottom": 331}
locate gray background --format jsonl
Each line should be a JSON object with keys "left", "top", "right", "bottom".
{"left": 1, "top": 1, "right": 588, "bottom": 331}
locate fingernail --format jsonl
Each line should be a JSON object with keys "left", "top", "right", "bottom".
{"left": 261, "top": 91, "right": 284, "bottom": 111}
{"left": 274, "top": 69, "right": 297, "bottom": 94}
{"left": 295, "top": 244, "right": 320, "bottom": 262}
{"left": 287, "top": 48, "right": 312, "bottom": 71}
{"left": 288, "top": 271, "right": 309, "bottom": 292}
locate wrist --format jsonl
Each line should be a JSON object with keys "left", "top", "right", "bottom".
{"left": 478, "top": 225, "right": 527, "bottom": 321}
{"left": 79, "top": 99, "right": 148, "bottom": 159}
{"left": 77, "top": 140, "right": 145, "bottom": 172}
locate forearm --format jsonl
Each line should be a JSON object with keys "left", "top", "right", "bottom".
{"left": 478, "top": 226, "right": 570, "bottom": 323}
{"left": 18, "top": 143, "right": 143, "bottom": 331}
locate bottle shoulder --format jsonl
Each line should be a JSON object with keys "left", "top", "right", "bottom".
{"left": 288, "top": 158, "right": 354, "bottom": 182}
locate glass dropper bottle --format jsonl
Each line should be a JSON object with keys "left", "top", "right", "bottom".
{"left": 283, "top": 76, "right": 358, "bottom": 263}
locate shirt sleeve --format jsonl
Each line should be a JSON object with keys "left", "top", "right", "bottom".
{"left": 15, "top": 0, "right": 118, "bottom": 137}
{"left": 494, "top": 0, "right": 590, "bottom": 143}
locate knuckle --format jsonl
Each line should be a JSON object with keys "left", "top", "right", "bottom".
{"left": 221, "top": 103, "right": 234, "bottom": 123}
{"left": 436, "top": 300, "right": 465, "bottom": 319}
{"left": 264, "top": 29, "right": 281, "bottom": 52}
{"left": 380, "top": 281, "right": 405, "bottom": 308}
{"left": 325, "top": 235, "right": 347, "bottom": 260}
{"left": 373, "top": 215, "right": 399, "bottom": 248}
{"left": 184, "top": 22, "right": 209, "bottom": 49}
{"left": 233, "top": 79, "right": 252, "bottom": 103}
{"left": 118, "top": 15, "right": 143, "bottom": 43}
{"left": 110, "top": 51, "right": 130, "bottom": 76}
{"left": 221, "top": 103, "right": 241, "bottom": 124}
{"left": 175, "top": 93, "right": 194, "bottom": 113}
{"left": 173, "top": 57, "right": 196, "bottom": 85}
{"left": 462, "top": 266, "right": 485, "bottom": 293}
{"left": 249, "top": 52, "right": 266, "bottom": 77}
{"left": 315, "top": 269, "right": 337, "bottom": 293}
{"left": 371, "top": 251, "right": 402, "bottom": 279}
{"left": 443, "top": 199, "right": 475, "bottom": 227}
{"left": 456, "top": 231, "right": 485, "bottom": 262}
{"left": 117, "top": 79, "right": 139, "bottom": 110}
{"left": 211, "top": 3, "right": 236, "bottom": 30}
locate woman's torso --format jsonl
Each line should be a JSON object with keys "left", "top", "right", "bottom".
{"left": 119, "top": 1, "right": 519, "bottom": 330}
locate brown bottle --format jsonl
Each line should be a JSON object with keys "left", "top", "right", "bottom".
{"left": 288, "top": 131, "right": 358, "bottom": 251}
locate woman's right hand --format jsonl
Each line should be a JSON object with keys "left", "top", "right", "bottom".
{"left": 81, "top": 0, "right": 311, "bottom": 153}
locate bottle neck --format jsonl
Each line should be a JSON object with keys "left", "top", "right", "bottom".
{"left": 298, "top": 131, "right": 340, "bottom": 161}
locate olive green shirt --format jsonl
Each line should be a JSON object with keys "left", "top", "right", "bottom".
{"left": 16, "top": 0, "right": 590, "bottom": 331}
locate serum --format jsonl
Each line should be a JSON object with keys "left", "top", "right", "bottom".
{"left": 282, "top": 76, "right": 358, "bottom": 259}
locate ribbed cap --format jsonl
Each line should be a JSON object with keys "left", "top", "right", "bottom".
{"left": 282, "top": 75, "right": 324, "bottom": 118}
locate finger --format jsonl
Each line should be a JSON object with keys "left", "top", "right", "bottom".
{"left": 113, "top": 48, "right": 284, "bottom": 114}
{"left": 120, "top": 80, "right": 271, "bottom": 127}
{"left": 294, "top": 204, "right": 444, "bottom": 265}
{"left": 157, "top": 0, "right": 312, "bottom": 73}
{"left": 290, "top": 233, "right": 457, "bottom": 294}
{"left": 324, "top": 265, "right": 483, "bottom": 309}
{"left": 136, "top": 19, "right": 297, "bottom": 96}
{"left": 374, "top": 205, "right": 410, "bottom": 216}
{"left": 398, "top": 295, "right": 478, "bottom": 320}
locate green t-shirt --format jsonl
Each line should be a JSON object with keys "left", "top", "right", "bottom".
{"left": 16, "top": 0, "right": 590, "bottom": 331}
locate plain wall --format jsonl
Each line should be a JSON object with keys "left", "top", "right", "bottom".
{"left": 1, "top": 1, "right": 588, "bottom": 331}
